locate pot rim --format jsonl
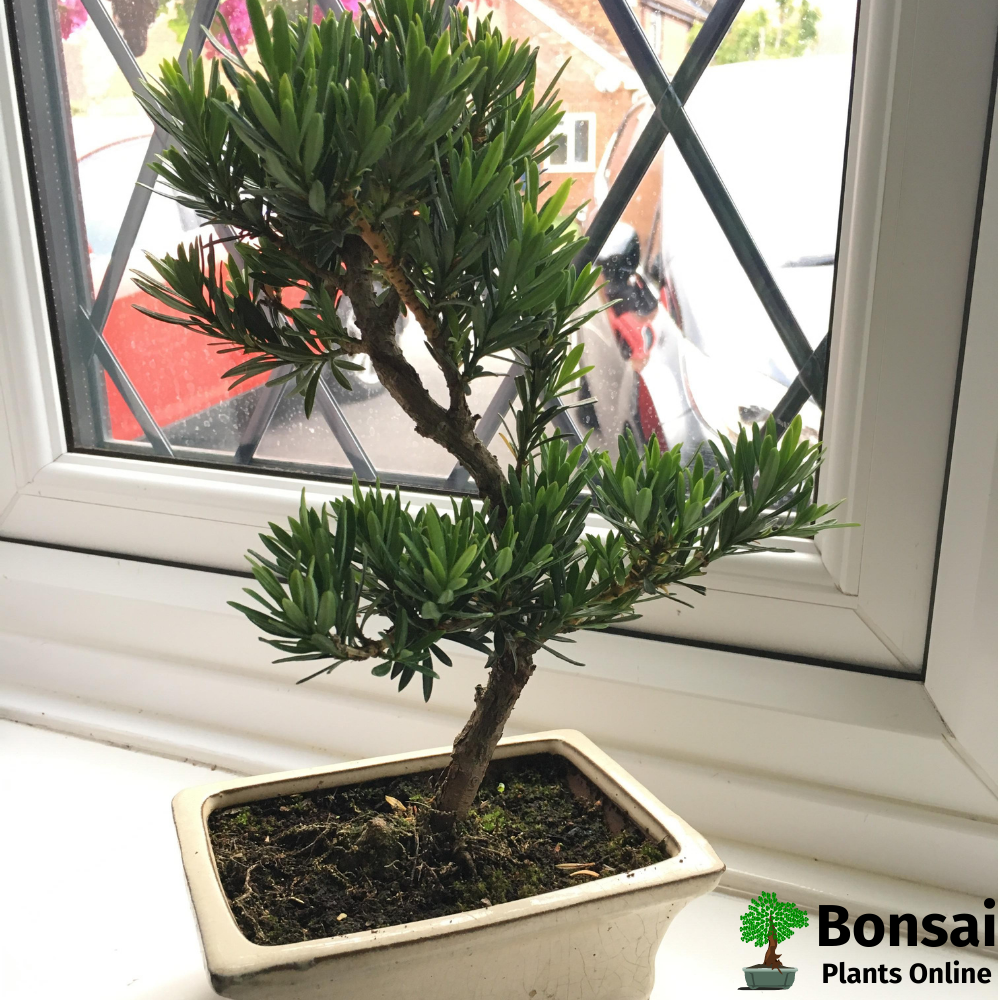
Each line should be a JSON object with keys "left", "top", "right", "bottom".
{"left": 172, "top": 729, "right": 725, "bottom": 981}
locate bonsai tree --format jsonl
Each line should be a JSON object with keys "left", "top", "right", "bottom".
{"left": 740, "top": 891, "right": 809, "bottom": 970}
{"left": 135, "top": 0, "right": 844, "bottom": 829}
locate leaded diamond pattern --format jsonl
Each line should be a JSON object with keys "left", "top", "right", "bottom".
{"left": 18, "top": 0, "right": 831, "bottom": 489}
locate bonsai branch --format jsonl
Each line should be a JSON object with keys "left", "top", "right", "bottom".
{"left": 310, "top": 616, "right": 472, "bottom": 674}
{"left": 591, "top": 543, "right": 711, "bottom": 610}
{"left": 328, "top": 635, "right": 387, "bottom": 661}
{"left": 364, "top": 335, "right": 505, "bottom": 507}
{"left": 350, "top": 214, "right": 440, "bottom": 349}
{"left": 351, "top": 212, "right": 470, "bottom": 421}
{"left": 337, "top": 235, "right": 506, "bottom": 508}
{"left": 257, "top": 285, "right": 362, "bottom": 345}
{"left": 262, "top": 217, "right": 503, "bottom": 506}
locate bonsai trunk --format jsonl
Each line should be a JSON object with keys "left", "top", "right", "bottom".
{"left": 762, "top": 921, "right": 784, "bottom": 970}
{"left": 434, "top": 637, "right": 536, "bottom": 821}
{"left": 344, "top": 247, "right": 529, "bottom": 827}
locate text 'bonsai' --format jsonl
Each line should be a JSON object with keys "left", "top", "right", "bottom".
{"left": 136, "top": 0, "right": 846, "bottom": 830}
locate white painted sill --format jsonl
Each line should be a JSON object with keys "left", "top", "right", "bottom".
{"left": 0, "top": 720, "right": 994, "bottom": 1000}
{"left": 0, "top": 448, "right": 902, "bottom": 670}
{"left": 0, "top": 539, "right": 995, "bottom": 901}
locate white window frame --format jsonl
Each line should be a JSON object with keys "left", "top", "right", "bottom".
{"left": 545, "top": 111, "right": 598, "bottom": 172}
{"left": 646, "top": 9, "right": 663, "bottom": 59}
{"left": 0, "top": 1, "right": 996, "bottom": 906}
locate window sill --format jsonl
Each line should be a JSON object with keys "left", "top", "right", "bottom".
{"left": 0, "top": 538, "right": 995, "bottom": 899}
{"left": 2, "top": 452, "right": 907, "bottom": 669}
{"left": 1, "top": 720, "right": 994, "bottom": 1000}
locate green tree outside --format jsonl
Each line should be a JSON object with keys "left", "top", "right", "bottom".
{"left": 690, "top": 0, "right": 822, "bottom": 65}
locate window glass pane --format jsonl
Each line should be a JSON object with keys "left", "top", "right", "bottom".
{"left": 550, "top": 131, "right": 568, "bottom": 166}
{"left": 254, "top": 389, "right": 353, "bottom": 472}
{"left": 165, "top": 386, "right": 264, "bottom": 458}
{"left": 574, "top": 118, "right": 590, "bottom": 164}
{"left": 93, "top": 178, "right": 267, "bottom": 454}
{"left": 99, "top": 374, "right": 133, "bottom": 442}
{"left": 637, "top": 6, "right": 684, "bottom": 76}
{"left": 342, "top": 328, "right": 511, "bottom": 486}
{"left": 61, "top": 7, "right": 152, "bottom": 295}
{"left": 78, "top": 135, "right": 150, "bottom": 284}
{"left": 578, "top": 0, "right": 854, "bottom": 464}
{"left": 683, "top": 0, "right": 857, "bottom": 345}
{"left": 22, "top": 0, "right": 853, "bottom": 494}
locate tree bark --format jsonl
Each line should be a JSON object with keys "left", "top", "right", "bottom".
{"left": 433, "top": 638, "right": 536, "bottom": 820}
{"left": 340, "top": 235, "right": 507, "bottom": 506}
{"left": 364, "top": 332, "right": 506, "bottom": 504}
{"left": 762, "top": 924, "right": 784, "bottom": 970}
{"left": 337, "top": 232, "right": 524, "bottom": 822}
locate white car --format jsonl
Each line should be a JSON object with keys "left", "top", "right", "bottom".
{"left": 580, "top": 54, "right": 852, "bottom": 459}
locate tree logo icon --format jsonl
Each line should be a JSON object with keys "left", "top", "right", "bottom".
{"left": 740, "top": 891, "right": 809, "bottom": 990}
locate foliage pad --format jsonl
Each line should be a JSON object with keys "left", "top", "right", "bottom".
{"left": 137, "top": 0, "right": 851, "bottom": 817}
{"left": 740, "top": 891, "right": 809, "bottom": 947}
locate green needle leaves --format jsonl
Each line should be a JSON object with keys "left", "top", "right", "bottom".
{"left": 591, "top": 416, "right": 846, "bottom": 604}
{"left": 740, "top": 892, "right": 809, "bottom": 947}
{"left": 140, "top": 1, "right": 848, "bottom": 703}
{"left": 136, "top": 0, "right": 599, "bottom": 419}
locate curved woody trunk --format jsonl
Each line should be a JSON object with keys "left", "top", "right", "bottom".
{"left": 762, "top": 921, "right": 784, "bottom": 970}
{"left": 434, "top": 639, "right": 536, "bottom": 820}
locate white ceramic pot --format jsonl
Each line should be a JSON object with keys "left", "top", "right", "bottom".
{"left": 172, "top": 730, "right": 724, "bottom": 1000}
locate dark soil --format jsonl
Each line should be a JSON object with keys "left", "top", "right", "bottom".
{"left": 208, "top": 753, "right": 670, "bottom": 946}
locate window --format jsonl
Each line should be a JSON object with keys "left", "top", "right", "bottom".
{"left": 546, "top": 112, "right": 597, "bottom": 172}
{"left": 9, "top": 0, "right": 846, "bottom": 493}
{"left": 0, "top": 1, "right": 995, "bottom": 897}
{"left": 1, "top": 0, "right": 995, "bottom": 678}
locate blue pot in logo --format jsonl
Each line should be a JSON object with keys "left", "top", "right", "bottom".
{"left": 743, "top": 966, "right": 798, "bottom": 989}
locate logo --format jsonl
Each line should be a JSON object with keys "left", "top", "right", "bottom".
{"left": 740, "top": 891, "right": 808, "bottom": 990}
{"left": 736, "top": 893, "right": 996, "bottom": 990}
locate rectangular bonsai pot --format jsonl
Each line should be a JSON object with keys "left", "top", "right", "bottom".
{"left": 172, "top": 729, "right": 725, "bottom": 1000}
{"left": 744, "top": 966, "right": 798, "bottom": 989}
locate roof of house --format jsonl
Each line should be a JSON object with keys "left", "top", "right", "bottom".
{"left": 536, "top": 0, "right": 710, "bottom": 65}
{"left": 640, "top": 0, "right": 713, "bottom": 27}
{"left": 511, "top": 0, "right": 641, "bottom": 89}
{"left": 539, "top": 0, "right": 629, "bottom": 62}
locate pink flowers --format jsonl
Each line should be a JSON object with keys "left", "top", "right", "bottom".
{"left": 209, "top": 1, "right": 361, "bottom": 57}
{"left": 58, "top": 0, "right": 88, "bottom": 40}
{"left": 314, "top": 2, "right": 361, "bottom": 23}
{"left": 210, "top": 0, "right": 254, "bottom": 55}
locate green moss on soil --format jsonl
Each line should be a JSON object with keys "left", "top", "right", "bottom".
{"left": 208, "top": 754, "right": 670, "bottom": 946}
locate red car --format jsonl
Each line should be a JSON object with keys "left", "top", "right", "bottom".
{"left": 78, "top": 134, "right": 383, "bottom": 447}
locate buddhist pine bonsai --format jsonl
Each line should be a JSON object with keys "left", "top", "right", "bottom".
{"left": 740, "top": 891, "right": 809, "bottom": 970}
{"left": 136, "top": 0, "right": 844, "bottom": 830}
